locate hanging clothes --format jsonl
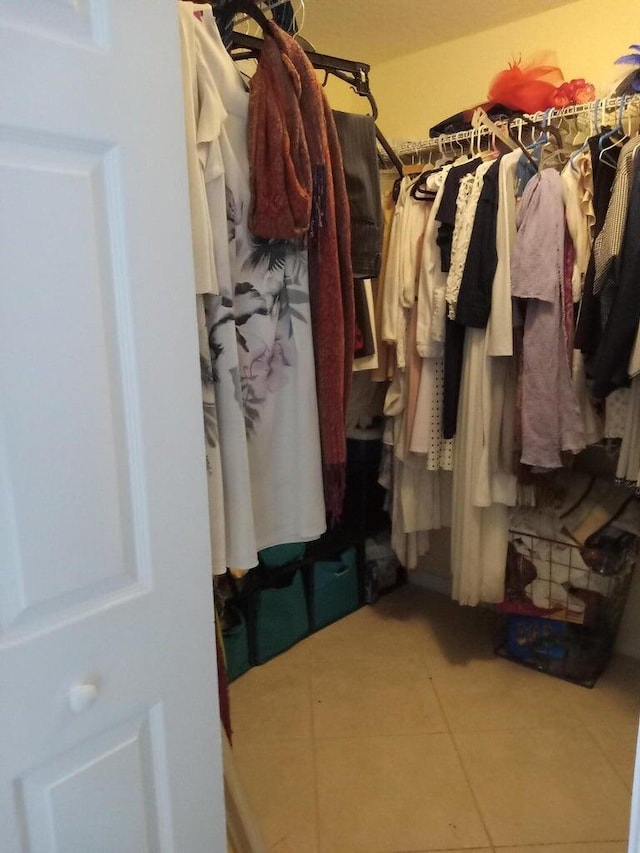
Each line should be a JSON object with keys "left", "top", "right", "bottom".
{"left": 371, "top": 178, "right": 397, "bottom": 383}
{"left": 450, "top": 156, "right": 517, "bottom": 607}
{"left": 511, "top": 169, "right": 584, "bottom": 470}
{"left": 574, "top": 135, "right": 620, "bottom": 356}
{"left": 181, "top": 5, "right": 327, "bottom": 570}
{"left": 592, "top": 150, "right": 640, "bottom": 398}
{"left": 443, "top": 161, "right": 494, "bottom": 439}
{"left": 332, "top": 110, "right": 383, "bottom": 279}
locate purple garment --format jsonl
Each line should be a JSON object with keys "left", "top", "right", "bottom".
{"left": 511, "top": 169, "right": 584, "bottom": 470}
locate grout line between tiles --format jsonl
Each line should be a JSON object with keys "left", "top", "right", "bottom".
{"left": 309, "top": 661, "right": 321, "bottom": 853}
{"left": 583, "top": 723, "right": 636, "bottom": 793}
{"left": 428, "top": 672, "right": 496, "bottom": 851}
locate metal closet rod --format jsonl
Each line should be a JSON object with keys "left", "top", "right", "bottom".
{"left": 230, "top": 31, "right": 372, "bottom": 78}
{"left": 393, "top": 94, "right": 640, "bottom": 158}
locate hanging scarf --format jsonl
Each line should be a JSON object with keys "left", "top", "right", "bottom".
{"left": 248, "top": 22, "right": 354, "bottom": 521}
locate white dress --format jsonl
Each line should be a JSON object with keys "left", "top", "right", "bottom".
{"left": 178, "top": 3, "right": 226, "bottom": 574}
{"left": 450, "top": 153, "right": 519, "bottom": 606}
{"left": 412, "top": 168, "right": 454, "bottom": 470}
{"left": 192, "top": 7, "right": 326, "bottom": 566}
{"left": 416, "top": 166, "right": 451, "bottom": 357}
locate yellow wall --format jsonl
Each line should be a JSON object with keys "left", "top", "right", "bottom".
{"left": 370, "top": 0, "right": 639, "bottom": 141}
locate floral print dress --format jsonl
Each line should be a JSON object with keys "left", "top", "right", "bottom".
{"left": 192, "top": 7, "right": 326, "bottom": 570}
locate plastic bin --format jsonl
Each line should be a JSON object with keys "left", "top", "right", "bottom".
{"left": 259, "top": 541, "right": 306, "bottom": 568}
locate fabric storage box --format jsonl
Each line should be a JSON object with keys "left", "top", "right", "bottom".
{"left": 222, "top": 611, "right": 250, "bottom": 682}
{"left": 254, "top": 570, "right": 309, "bottom": 663}
{"left": 259, "top": 541, "right": 306, "bottom": 568}
{"left": 312, "top": 547, "right": 359, "bottom": 630}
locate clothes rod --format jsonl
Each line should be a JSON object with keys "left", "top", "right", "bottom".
{"left": 230, "top": 31, "right": 371, "bottom": 77}
{"left": 392, "top": 93, "right": 640, "bottom": 157}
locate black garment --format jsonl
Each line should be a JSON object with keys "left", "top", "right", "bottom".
{"left": 435, "top": 158, "right": 482, "bottom": 273}
{"left": 575, "top": 135, "right": 620, "bottom": 355}
{"left": 592, "top": 151, "right": 640, "bottom": 398}
{"left": 456, "top": 159, "right": 501, "bottom": 328}
{"left": 333, "top": 110, "right": 383, "bottom": 279}
{"left": 443, "top": 318, "right": 466, "bottom": 439}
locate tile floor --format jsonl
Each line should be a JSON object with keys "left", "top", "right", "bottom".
{"left": 229, "top": 585, "right": 639, "bottom": 853}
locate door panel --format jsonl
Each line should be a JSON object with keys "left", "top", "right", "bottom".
{"left": 0, "top": 1, "right": 225, "bottom": 850}
{"left": 20, "top": 707, "right": 171, "bottom": 853}
{"left": 0, "top": 137, "right": 140, "bottom": 635}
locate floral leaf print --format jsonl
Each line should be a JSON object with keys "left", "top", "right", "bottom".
{"left": 238, "top": 339, "right": 297, "bottom": 433}
{"left": 200, "top": 348, "right": 219, "bottom": 448}
{"left": 288, "top": 307, "right": 306, "bottom": 324}
{"left": 236, "top": 328, "right": 250, "bottom": 353}
{"left": 234, "top": 280, "right": 270, "bottom": 326}
{"left": 202, "top": 401, "right": 218, "bottom": 448}
{"left": 226, "top": 186, "right": 240, "bottom": 243}
{"left": 235, "top": 281, "right": 261, "bottom": 296}
{"left": 209, "top": 340, "right": 224, "bottom": 372}
{"left": 200, "top": 354, "right": 214, "bottom": 388}
{"left": 246, "top": 235, "right": 288, "bottom": 273}
{"left": 286, "top": 289, "right": 310, "bottom": 304}
{"left": 207, "top": 294, "right": 236, "bottom": 369}
{"left": 229, "top": 366, "right": 243, "bottom": 409}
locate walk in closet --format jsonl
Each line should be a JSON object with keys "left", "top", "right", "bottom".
{"left": 191, "top": 2, "right": 640, "bottom": 851}
{"left": 2, "top": 0, "right": 640, "bottom": 851}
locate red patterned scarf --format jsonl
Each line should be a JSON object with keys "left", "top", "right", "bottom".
{"left": 248, "top": 22, "right": 354, "bottom": 522}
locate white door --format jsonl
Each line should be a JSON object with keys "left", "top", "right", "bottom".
{"left": 0, "top": 1, "right": 225, "bottom": 851}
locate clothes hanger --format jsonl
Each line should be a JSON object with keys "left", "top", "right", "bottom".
{"left": 599, "top": 96, "right": 629, "bottom": 168}
{"left": 507, "top": 118, "right": 539, "bottom": 171}
{"left": 218, "top": 0, "right": 273, "bottom": 34}
{"left": 570, "top": 98, "right": 601, "bottom": 171}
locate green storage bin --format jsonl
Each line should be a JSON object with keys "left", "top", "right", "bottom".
{"left": 254, "top": 570, "right": 309, "bottom": 663}
{"left": 259, "top": 541, "right": 306, "bottom": 568}
{"left": 222, "top": 612, "right": 250, "bottom": 682}
{"left": 313, "top": 547, "right": 359, "bottom": 630}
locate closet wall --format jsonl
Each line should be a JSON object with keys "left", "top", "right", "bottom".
{"left": 363, "top": 0, "right": 640, "bottom": 658}
{"left": 370, "top": 0, "right": 638, "bottom": 140}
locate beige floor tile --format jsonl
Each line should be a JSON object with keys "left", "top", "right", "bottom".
{"left": 498, "top": 843, "right": 627, "bottom": 853}
{"left": 229, "top": 651, "right": 312, "bottom": 741}
{"left": 309, "top": 587, "right": 497, "bottom": 673}
{"left": 391, "top": 849, "right": 493, "bottom": 853}
{"left": 232, "top": 739, "right": 317, "bottom": 853}
{"left": 569, "top": 653, "right": 640, "bottom": 729}
{"left": 432, "top": 656, "right": 586, "bottom": 732}
{"left": 588, "top": 723, "right": 639, "bottom": 788}
{"left": 315, "top": 733, "right": 490, "bottom": 853}
{"left": 393, "top": 849, "right": 493, "bottom": 853}
{"left": 308, "top": 601, "right": 430, "bottom": 665}
{"left": 454, "top": 726, "right": 631, "bottom": 847}
{"left": 381, "top": 589, "right": 499, "bottom": 674}
{"left": 311, "top": 656, "right": 447, "bottom": 738}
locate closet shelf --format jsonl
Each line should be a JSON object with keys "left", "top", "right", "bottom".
{"left": 384, "top": 93, "right": 640, "bottom": 164}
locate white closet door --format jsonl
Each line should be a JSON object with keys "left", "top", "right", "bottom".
{"left": 0, "top": 1, "right": 225, "bottom": 851}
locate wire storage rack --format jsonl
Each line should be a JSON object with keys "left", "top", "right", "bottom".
{"left": 495, "top": 529, "right": 637, "bottom": 687}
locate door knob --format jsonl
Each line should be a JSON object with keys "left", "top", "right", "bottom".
{"left": 68, "top": 680, "right": 99, "bottom": 713}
